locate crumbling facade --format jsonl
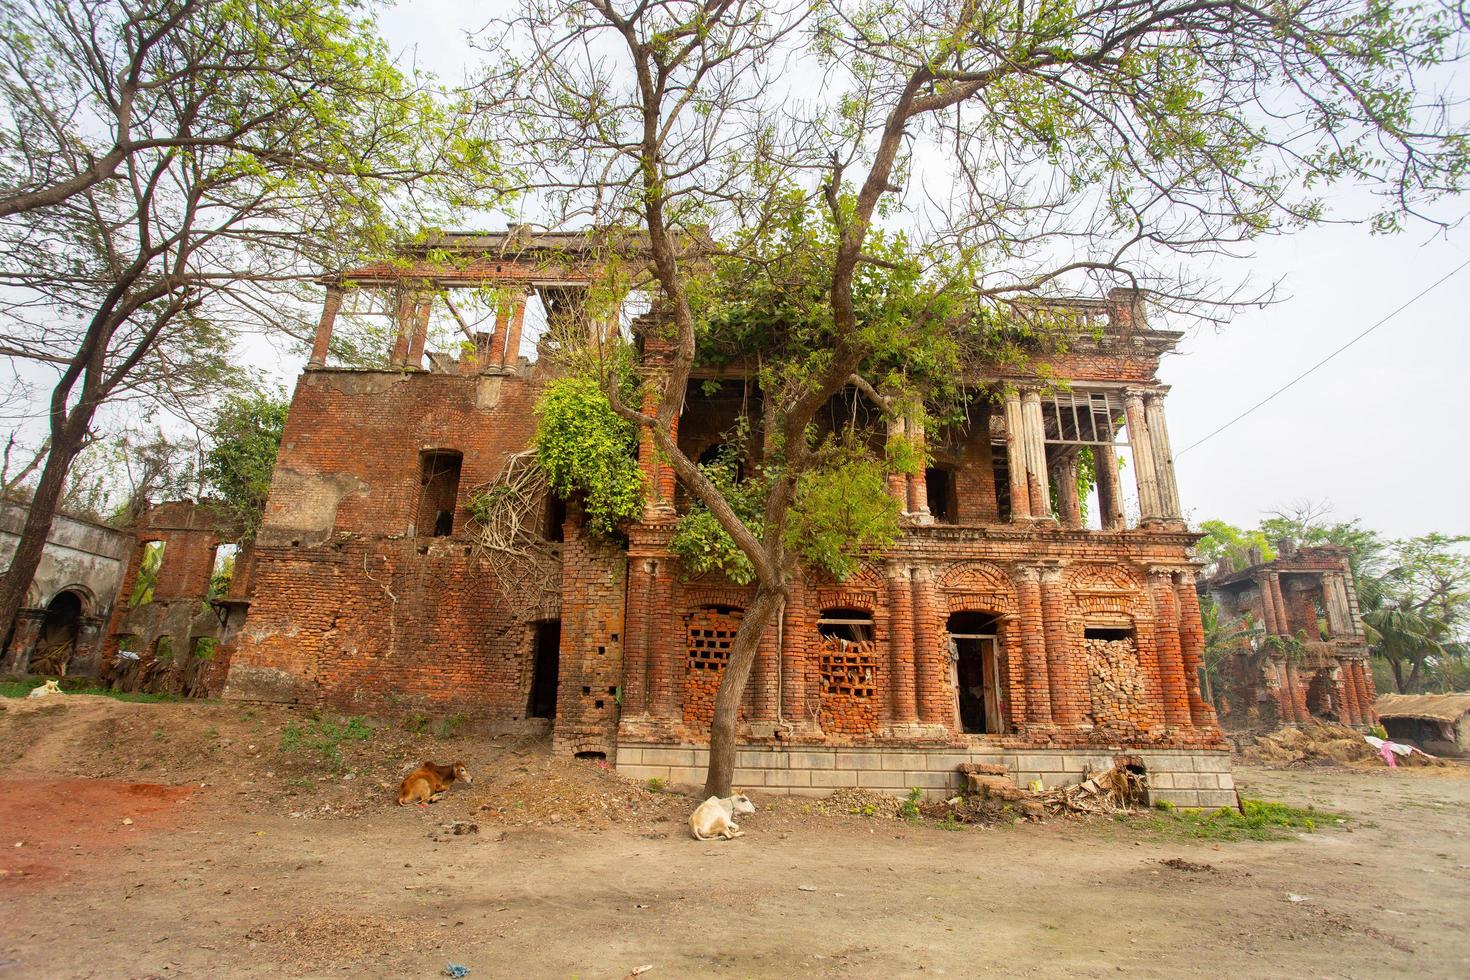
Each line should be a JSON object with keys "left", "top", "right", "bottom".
{"left": 1201, "top": 543, "right": 1377, "bottom": 730}
{"left": 100, "top": 501, "right": 253, "bottom": 697}
{"left": 221, "top": 231, "right": 1235, "bottom": 806}
{"left": 0, "top": 499, "right": 131, "bottom": 677}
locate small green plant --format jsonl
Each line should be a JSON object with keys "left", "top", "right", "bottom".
{"left": 1155, "top": 800, "right": 1176, "bottom": 812}
{"left": 900, "top": 787, "right": 923, "bottom": 823}
{"left": 938, "top": 814, "right": 962, "bottom": 832}
{"left": 402, "top": 712, "right": 430, "bottom": 735}
{"left": 151, "top": 728, "right": 166, "bottom": 742}
{"left": 850, "top": 802, "right": 879, "bottom": 817}
{"left": 1371, "top": 724, "right": 1387, "bottom": 740}
{"left": 645, "top": 777, "right": 667, "bottom": 792}
{"left": 281, "top": 721, "right": 301, "bottom": 752}
{"left": 436, "top": 712, "right": 469, "bottom": 738}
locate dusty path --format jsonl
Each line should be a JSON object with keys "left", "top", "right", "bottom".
{"left": 1, "top": 698, "right": 1468, "bottom": 978}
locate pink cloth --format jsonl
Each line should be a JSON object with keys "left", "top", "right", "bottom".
{"left": 1379, "top": 742, "right": 1397, "bottom": 768}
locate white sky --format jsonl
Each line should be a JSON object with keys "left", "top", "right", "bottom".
{"left": 377, "top": 0, "right": 1470, "bottom": 541}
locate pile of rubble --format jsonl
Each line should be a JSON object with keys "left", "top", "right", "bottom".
{"left": 1239, "top": 722, "right": 1447, "bottom": 768}
{"left": 939, "top": 760, "right": 1152, "bottom": 824}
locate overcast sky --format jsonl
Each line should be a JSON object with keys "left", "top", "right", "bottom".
{"left": 298, "top": 4, "right": 1460, "bottom": 542}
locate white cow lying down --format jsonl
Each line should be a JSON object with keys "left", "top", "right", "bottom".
{"left": 689, "top": 793, "right": 755, "bottom": 840}
{"left": 27, "top": 679, "right": 64, "bottom": 699}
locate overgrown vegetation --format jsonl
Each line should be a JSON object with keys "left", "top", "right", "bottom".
{"left": 1128, "top": 798, "right": 1340, "bottom": 842}
{"left": 203, "top": 390, "right": 291, "bottom": 541}
{"left": 532, "top": 375, "right": 643, "bottom": 537}
{"left": 0, "top": 677, "right": 184, "bottom": 703}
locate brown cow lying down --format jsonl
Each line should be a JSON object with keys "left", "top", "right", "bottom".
{"left": 396, "top": 760, "right": 471, "bottom": 806}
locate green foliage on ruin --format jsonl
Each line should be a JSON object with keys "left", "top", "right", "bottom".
{"left": 669, "top": 442, "right": 765, "bottom": 584}
{"left": 533, "top": 375, "right": 644, "bottom": 537}
{"left": 784, "top": 446, "right": 901, "bottom": 581}
{"left": 203, "top": 390, "right": 291, "bottom": 541}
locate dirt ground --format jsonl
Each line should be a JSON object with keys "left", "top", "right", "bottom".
{"left": 2, "top": 696, "right": 1469, "bottom": 979}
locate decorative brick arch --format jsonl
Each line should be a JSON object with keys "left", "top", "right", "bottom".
{"left": 44, "top": 583, "right": 98, "bottom": 615}
{"left": 940, "top": 561, "right": 1018, "bottom": 615}
{"left": 1065, "top": 563, "right": 1143, "bottom": 593}
{"left": 808, "top": 561, "right": 882, "bottom": 613}
{"left": 683, "top": 586, "right": 750, "bottom": 611}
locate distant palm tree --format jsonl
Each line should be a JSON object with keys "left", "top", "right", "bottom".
{"left": 1200, "top": 598, "right": 1263, "bottom": 717}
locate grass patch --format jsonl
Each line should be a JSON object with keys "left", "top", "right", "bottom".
{"left": 281, "top": 715, "right": 373, "bottom": 770}
{"left": 1125, "top": 798, "right": 1339, "bottom": 842}
{"left": 436, "top": 712, "right": 469, "bottom": 738}
{"left": 0, "top": 677, "right": 186, "bottom": 703}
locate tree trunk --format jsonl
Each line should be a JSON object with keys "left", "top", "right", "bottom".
{"left": 0, "top": 420, "right": 90, "bottom": 646}
{"left": 1390, "top": 657, "right": 1407, "bottom": 693}
{"left": 703, "top": 583, "right": 786, "bottom": 798}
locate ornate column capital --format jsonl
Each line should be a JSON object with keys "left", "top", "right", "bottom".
{"left": 1011, "top": 562, "right": 1043, "bottom": 585}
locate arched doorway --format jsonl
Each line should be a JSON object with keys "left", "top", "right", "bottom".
{"left": 31, "top": 590, "right": 84, "bottom": 675}
{"left": 947, "top": 611, "right": 1003, "bottom": 734}
{"left": 1306, "top": 670, "right": 1337, "bottom": 721}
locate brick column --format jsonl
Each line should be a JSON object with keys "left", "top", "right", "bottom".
{"left": 1149, "top": 568, "right": 1191, "bottom": 728}
{"left": 1356, "top": 661, "right": 1379, "bottom": 724}
{"left": 1143, "top": 391, "right": 1181, "bottom": 519}
{"left": 912, "top": 566, "right": 946, "bottom": 725}
{"left": 1256, "top": 573, "right": 1280, "bottom": 635}
{"left": 1123, "top": 388, "right": 1161, "bottom": 520}
{"left": 1003, "top": 390, "right": 1031, "bottom": 521}
{"left": 308, "top": 286, "right": 344, "bottom": 368}
{"left": 1094, "top": 443, "right": 1125, "bottom": 530}
{"left": 1039, "top": 565, "right": 1082, "bottom": 725}
{"left": 1283, "top": 659, "right": 1309, "bottom": 723}
{"left": 907, "top": 413, "right": 932, "bottom": 523}
{"left": 780, "top": 579, "right": 808, "bottom": 723}
{"left": 405, "top": 294, "right": 432, "bottom": 367}
{"left": 638, "top": 386, "right": 678, "bottom": 522}
{"left": 621, "top": 556, "right": 654, "bottom": 717}
{"left": 1012, "top": 565, "right": 1053, "bottom": 725}
{"left": 1055, "top": 456, "right": 1082, "bottom": 529}
{"left": 1270, "top": 573, "right": 1293, "bottom": 636}
{"left": 1335, "top": 664, "right": 1360, "bottom": 726}
{"left": 885, "top": 416, "right": 910, "bottom": 511}
{"left": 1021, "top": 390, "right": 1052, "bottom": 519}
{"left": 886, "top": 563, "right": 918, "bottom": 725}
{"left": 1174, "top": 570, "right": 1217, "bottom": 728}
{"left": 1, "top": 610, "right": 43, "bottom": 674}
{"left": 752, "top": 593, "right": 780, "bottom": 723}
{"left": 501, "top": 298, "right": 528, "bottom": 367}
{"left": 391, "top": 288, "right": 415, "bottom": 365}
{"left": 648, "top": 558, "right": 680, "bottom": 721}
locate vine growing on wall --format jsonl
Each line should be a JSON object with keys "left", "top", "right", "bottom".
{"left": 532, "top": 374, "right": 644, "bottom": 537}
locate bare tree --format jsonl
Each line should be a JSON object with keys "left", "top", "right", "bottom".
{"left": 488, "top": 0, "right": 1467, "bottom": 796}
{"left": 0, "top": 0, "right": 501, "bottom": 639}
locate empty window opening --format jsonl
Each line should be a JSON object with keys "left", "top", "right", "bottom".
{"left": 130, "top": 541, "right": 165, "bottom": 607}
{"left": 527, "top": 620, "right": 560, "bottom": 720}
{"left": 115, "top": 634, "right": 142, "bottom": 655}
{"left": 925, "top": 467, "right": 955, "bottom": 523}
{"left": 948, "top": 612, "right": 1002, "bottom": 734}
{"left": 153, "top": 634, "right": 174, "bottom": 663}
{"left": 991, "top": 445, "right": 1012, "bottom": 522}
{"left": 210, "top": 543, "right": 238, "bottom": 599}
{"left": 1305, "top": 671, "right": 1337, "bottom": 721}
{"left": 818, "top": 609, "right": 872, "bottom": 643}
{"left": 1084, "top": 626, "right": 1132, "bottom": 642}
{"left": 192, "top": 636, "right": 219, "bottom": 661}
{"left": 417, "top": 450, "right": 463, "bottom": 537}
{"left": 575, "top": 750, "right": 607, "bottom": 762}
{"left": 1042, "top": 390, "right": 1126, "bottom": 445}
{"left": 543, "top": 492, "right": 567, "bottom": 542}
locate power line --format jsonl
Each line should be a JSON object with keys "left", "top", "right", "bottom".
{"left": 1175, "top": 256, "right": 1470, "bottom": 458}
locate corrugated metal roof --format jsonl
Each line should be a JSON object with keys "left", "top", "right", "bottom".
{"left": 1375, "top": 693, "right": 1470, "bottom": 723}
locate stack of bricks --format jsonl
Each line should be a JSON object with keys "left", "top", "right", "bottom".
{"left": 681, "top": 607, "right": 741, "bottom": 729}
{"left": 1085, "top": 636, "right": 1146, "bottom": 731}
{"left": 818, "top": 636, "right": 879, "bottom": 735}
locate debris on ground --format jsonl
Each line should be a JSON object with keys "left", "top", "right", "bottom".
{"left": 937, "top": 761, "right": 1150, "bottom": 824}
{"left": 1160, "top": 858, "right": 1214, "bottom": 873}
{"left": 1240, "top": 722, "right": 1448, "bottom": 768}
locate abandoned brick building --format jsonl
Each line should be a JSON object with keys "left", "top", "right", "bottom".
{"left": 1201, "top": 542, "right": 1378, "bottom": 730}
{"left": 221, "top": 230, "right": 1236, "bottom": 807}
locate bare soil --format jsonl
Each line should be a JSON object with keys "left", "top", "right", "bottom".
{"left": 2, "top": 695, "right": 1469, "bottom": 978}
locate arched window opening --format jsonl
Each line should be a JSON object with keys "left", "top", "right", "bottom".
{"left": 31, "top": 591, "right": 84, "bottom": 675}
{"left": 947, "top": 611, "right": 1003, "bottom": 734}
{"left": 130, "top": 541, "right": 165, "bottom": 607}
{"left": 417, "top": 450, "right": 463, "bottom": 537}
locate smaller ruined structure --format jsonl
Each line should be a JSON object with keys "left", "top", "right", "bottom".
{"left": 1374, "top": 693, "right": 1470, "bottom": 757}
{"left": 101, "top": 501, "right": 253, "bottom": 697}
{"left": 1201, "top": 541, "right": 1377, "bottom": 729}
{"left": 1, "top": 498, "right": 132, "bottom": 677}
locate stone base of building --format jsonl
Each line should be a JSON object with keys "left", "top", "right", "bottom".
{"left": 616, "top": 741, "right": 1237, "bottom": 809}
